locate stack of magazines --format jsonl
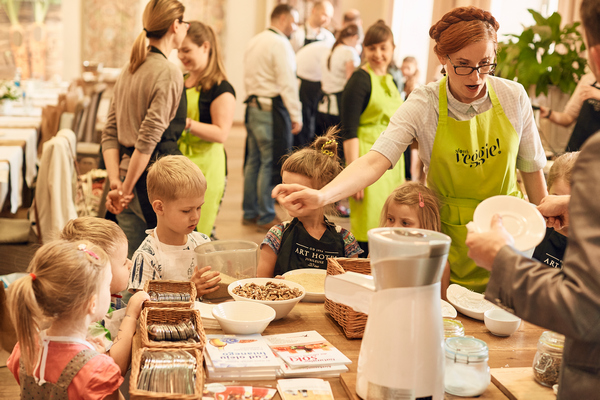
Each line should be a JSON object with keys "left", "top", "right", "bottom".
{"left": 264, "top": 330, "right": 351, "bottom": 378}
{"left": 204, "top": 334, "right": 281, "bottom": 380}
{"left": 204, "top": 331, "right": 352, "bottom": 380}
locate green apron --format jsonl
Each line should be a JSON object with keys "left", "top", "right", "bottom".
{"left": 427, "top": 76, "right": 522, "bottom": 292}
{"left": 178, "top": 85, "right": 226, "bottom": 236}
{"left": 349, "top": 64, "right": 404, "bottom": 242}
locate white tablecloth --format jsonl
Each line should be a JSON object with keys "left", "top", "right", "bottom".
{"left": 0, "top": 115, "right": 42, "bottom": 129}
{"left": 0, "top": 128, "right": 38, "bottom": 187}
{"left": 0, "top": 146, "right": 24, "bottom": 213}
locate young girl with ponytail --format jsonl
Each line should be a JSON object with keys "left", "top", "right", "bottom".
{"left": 257, "top": 128, "right": 362, "bottom": 278}
{"left": 102, "top": 0, "right": 190, "bottom": 257}
{"left": 7, "top": 241, "right": 122, "bottom": 399}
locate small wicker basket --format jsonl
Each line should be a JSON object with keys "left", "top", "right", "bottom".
{"left": 324, "top": 257, "right": 371, "bottom": 339}
{"left": 130, "top": 347, "right": 204, "bottom": 400}
{"left": 143, "top": 280, "right": 197, "bottom": 309}
{"left": 140, "top": 307, "right": 206, "bottom": 350}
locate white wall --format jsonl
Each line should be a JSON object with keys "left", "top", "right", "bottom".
{"left": 61, "top": 0, "right": 81, "bottom": 81}
{"left": 224, "top": 0, "right": 264, "bottom": 122}
{"left": 391, "top": 0, "right": 434, "bottom": 86}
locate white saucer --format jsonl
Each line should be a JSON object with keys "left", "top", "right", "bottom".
{"left": 473, "top": 195, "right": 546, "bottom": 251}
{"left": 441, "top": 299, "right": 457, "bottom": 318}
{"left": 446, "top": 284, "right": 496, "bottom": 320}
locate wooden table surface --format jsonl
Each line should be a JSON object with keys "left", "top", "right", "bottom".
{"left": 202, "top": 301, "right": 546, "bottom": 400}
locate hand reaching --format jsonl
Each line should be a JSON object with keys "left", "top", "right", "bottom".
{"left": 191, "top": 266, "right": 221, "bottom": 297}
{"left": 537, "top": 195, "right": 570, "bottom": 230}
{"left": 126, "top": 291, "right": 150, "bottom": 319}
{"left": 466, "top": 214, "right": 515, "bottom": 270}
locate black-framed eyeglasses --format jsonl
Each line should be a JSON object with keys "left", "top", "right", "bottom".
{"left": 446, "top": 55, "right": 496, "bottom": 76}
{"left": 179, "top": 19, "right": 190, "bottom": 27}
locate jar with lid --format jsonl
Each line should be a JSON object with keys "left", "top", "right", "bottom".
{"left": 532, "top": 331, "right": 564, "bottom": 387}
{"left": 444, "top": 337, "right": 490, "bottom": 397}
{"left": 444, "top": 318, "right": 465, "bottom": 338}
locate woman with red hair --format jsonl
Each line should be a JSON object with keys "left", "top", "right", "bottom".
{"left": 273, "top": 6, "right": 547, "bottom": 293}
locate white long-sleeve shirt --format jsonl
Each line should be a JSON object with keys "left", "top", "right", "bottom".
{"left": 243, "top": 27, "right": 302, "bottom": 123}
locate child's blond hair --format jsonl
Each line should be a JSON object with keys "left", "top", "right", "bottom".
{"left": 379, "top": 182, "right": 441, "bottom": 231}
{"left": 147, "top": 155, "right": 207, "bottom": 203}
{"left": 281, "top": 127, "right": 343, "bottom": 190}
{"left": 547, "top": 152, "right": 580, "bottom": 190}
{"left": 8, "top": 240, "right": 109, "bottom": 374}
{"left": 60, "top": 217, "right": 127, "bottom": 258}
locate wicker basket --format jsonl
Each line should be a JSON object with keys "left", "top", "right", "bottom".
{"left": 143, "top": 280, "right": 197, "bottom": 308}
{"left": 140, "top": 307, "right": 206, "bottom": 350}
{"left": 130, "top": 347, "right": 204, "bottom": 400}
{"left": 324, "top": 257, "right": 371, "bottom": 339}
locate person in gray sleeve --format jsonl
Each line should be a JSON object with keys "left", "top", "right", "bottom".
{"left": 466, "top": 2, "right": 600, "bottom": 397}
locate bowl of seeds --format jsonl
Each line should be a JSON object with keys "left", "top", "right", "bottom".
{"left": 228, "top": 278, "right": 305, "bottom": 320}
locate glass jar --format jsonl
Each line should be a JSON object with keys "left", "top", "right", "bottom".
{"left": 444, "top": 318, "right": 465, "bottom": 338}
{"left": 444, "top": 337, "right": 491, "bottom": 397}
{"left": 532, "top": 331, "right": 564, "bottom": 387}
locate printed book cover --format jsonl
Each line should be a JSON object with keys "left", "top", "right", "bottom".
{"left": 277, "top": 378, "right": 334, "bottom": 400}
{"left": 264, "top": 330, "right": 351, "bottom": 368}
{"left": 203, "top": 384, "right": 277, "bottom": 400}
{"left": 205, "top": 334, "right": 281, "bottom": 370}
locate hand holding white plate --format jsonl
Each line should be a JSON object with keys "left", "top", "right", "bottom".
{"left": 472, "top": 195, "right": 546, "bottom": 252}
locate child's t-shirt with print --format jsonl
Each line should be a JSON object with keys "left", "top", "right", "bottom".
{"left": 128, "top": 229, "right": 210, "bottom": 291}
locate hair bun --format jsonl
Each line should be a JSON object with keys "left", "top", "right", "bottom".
{"left": 312, "top": 126, "right": 340, "bottom": 159}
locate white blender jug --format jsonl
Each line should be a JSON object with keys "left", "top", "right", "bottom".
{"left": 325, "top": 227, "right": 451, "bottom": 400}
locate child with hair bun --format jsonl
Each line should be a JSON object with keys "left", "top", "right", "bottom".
{"left": 532, "top": 151, "right": 580, "bottom": 269}
{"left": 258, "top": 128, "right": 363, "bottom": 278}
{"left": 7, "top": 240, "right": 122, "bottom": 399}
{"left": 379, "top": 182, "right": 451, "bottom": 299}
{"left": 60, "top": 216, "right": 150, "bottom": 375}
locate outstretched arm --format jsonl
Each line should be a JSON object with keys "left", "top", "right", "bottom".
{"left": 273, "top": 150, "right": 391, "bottom": 215}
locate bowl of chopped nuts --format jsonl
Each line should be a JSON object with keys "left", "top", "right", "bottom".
{"left": 228, "top": 278, "right": 306, "bottom": 320}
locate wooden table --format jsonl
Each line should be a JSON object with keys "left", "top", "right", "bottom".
{"left": 201, "top": 302, "right": 546, "bottom": 400}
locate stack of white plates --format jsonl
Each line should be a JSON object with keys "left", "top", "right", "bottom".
{"left": 194, "top": 301, "right": 221, "bottom": 330}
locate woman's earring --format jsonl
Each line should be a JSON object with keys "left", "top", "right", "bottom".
{"left": 440, "top": 66, "right": 446, "bottom": 76}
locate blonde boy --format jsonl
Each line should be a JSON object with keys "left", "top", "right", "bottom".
{"left": 128, "top": 156, "right": 220, "bottom": 296}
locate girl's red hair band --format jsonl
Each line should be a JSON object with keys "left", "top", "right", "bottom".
{"left": 30, "top": 273, "right": 36, "bottom": 281}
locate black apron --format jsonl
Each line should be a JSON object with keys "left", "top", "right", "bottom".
{"left": 304, "top": 25, "right": 318, "bottom": 47}
{"left": 565, "top": 82, "right": 600, "bottom": 152}
{"left": 120, "top": 48, "right": 187, "bottom": 228}
{"left": 244, "top": 94, "right": 292, "bottom": 186}
{"left": 296, "top": 79, "right": 322, "bottom": 147}
{"left": 532, "top": 228, "right": 567, "bottom": 269}
{"left": 273, "top": 217, "right": 346, "bottom": 276}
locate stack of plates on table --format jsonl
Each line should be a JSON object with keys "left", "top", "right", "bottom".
{"left": 446, "top": 284, "right": 495, "bottom": 320}
{"left": 194, "top": 301, "right": 221, "bottom": 330}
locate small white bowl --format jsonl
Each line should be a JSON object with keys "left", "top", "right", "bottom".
{"left": 211, "top": 301, "right": 276, "bottom": 334}
{"left": 484, "top": 309, "right": 522, "bottom": 336}
{"left": 228, "top": 278, "right": 306, "bottom": 320}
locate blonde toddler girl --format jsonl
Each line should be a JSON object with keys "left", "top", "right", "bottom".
{"left": 7, "top": 240, "right": 122, "bottom": 399}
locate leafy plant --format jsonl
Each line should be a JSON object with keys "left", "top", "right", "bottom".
{"left": 496, "top": 9, "right": 587, "bottom": 97}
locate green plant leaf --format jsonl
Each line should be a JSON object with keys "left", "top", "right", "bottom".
{"left": 529, "top": 9, "right": 547, "bottom": 26}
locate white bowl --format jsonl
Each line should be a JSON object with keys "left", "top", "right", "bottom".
{"left": 228, "top": 278, "right": 306, "bottom": 320}
{"left": 446, "top": 284, "right": 496, "bottom": 320}
{"left": 211, "top": 301, "right": 276, "bottom": 334}
{"left": 484, "top": 309, "right": 522, "bottom": 336}
{"left": 282, "top": 269, "right": 326, "bottom": 302}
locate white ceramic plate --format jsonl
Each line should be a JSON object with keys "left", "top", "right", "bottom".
{"left": 282, "top": 269, "right": 326, "bottom": 303}
{"left": 441, "top": 299, "right": 457, "bottom": 318}
{"left": 472, "top": 195, "right": 546, "bottom": 251}
{"left": 446, "top": 284, "right": 495, "bottom": 320}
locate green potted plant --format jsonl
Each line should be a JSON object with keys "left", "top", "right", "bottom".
{"left": 496, "top": 9, "right": 587, "bottom": 97}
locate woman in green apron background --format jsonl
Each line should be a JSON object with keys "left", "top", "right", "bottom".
{"left": 340, "top": 21, "right": 405, "bottom": 255}
{"left": 177, "top": 21, "right": 236, "bottom": 239}
{"left": 273, "top": 6, "right": 548, "bottom": 293}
